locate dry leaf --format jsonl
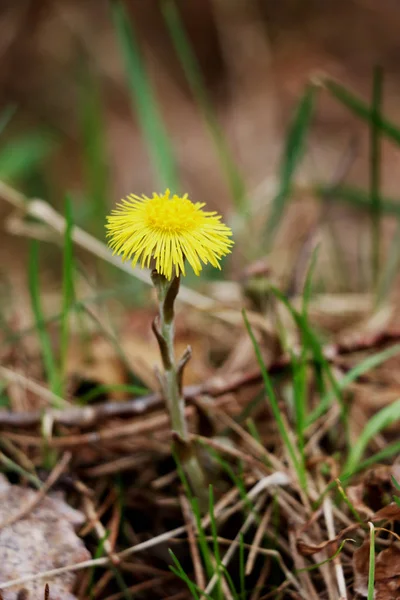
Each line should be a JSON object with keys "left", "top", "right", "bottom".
{"left": 372, "top": 503, "right": 400, "bottom": 522}
{"left": 0, "top": 475, "right": 90, "bottom": 600}
{"left": 353, "top": 543, "right": 400, "bottom": 598}
{"left": 353, "top": 539, "right": 370, "bottom": 597}
{"left": 297, "top": 502, "right": 400, "bottom": 558}
{"left": 297, "top": 522, "right": 357, "bottom": 557}
{"left": 375, "top": 546, "right": 400, "bottom": 600}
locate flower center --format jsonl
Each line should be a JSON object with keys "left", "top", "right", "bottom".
{"left": 145, "top": 195, "right": 202, "bottom": 233}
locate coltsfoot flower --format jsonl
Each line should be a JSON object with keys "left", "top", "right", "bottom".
{"left": 106, "top": 189, "right": 234, "bottom": 280}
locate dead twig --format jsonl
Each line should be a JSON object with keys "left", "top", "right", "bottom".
{"left": 2, "top": 325, "right": 400, "bottom": 429}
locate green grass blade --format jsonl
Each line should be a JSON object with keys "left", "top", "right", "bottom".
{"left": 80, "top": 70, "right": 109, "bottom": 235}
{"left": 308, "top": 343, "right": 400, "bottom": 426}
{"left": 335, "top": 480, "right": 364, "bottom": 525}
{"left": 162, "top": 1, "right": 246, "bottom": 214}
{"left": 111, "top": 1, "right": 178, "bottom": 189}
{"left": 0, "top": 105, "right": 16, "bottom": 137}
{"left": 87, "top": 531, "right": 110, "bottom": 599}
{"left": 0, "top": 451, "right": 41, "bottom": 489}
{"left": 243, "top": 309, "right": 306, "bottom": 488}
{"left": 370, "top": 66, "right": 383, "bottom": 289}
{"left": 368, "top": 524, "right": 375, "bottom": 600}
{"left": 268, "top": 285, "right": 344, "bottom": 427}
{"left": 342, "top": 441, "right": 400, "bottom": 479}
{"left": 28, "top": 241, "right": 63, "bottom": 403}
{"left": 169, "top": 551, "right": 209, "bottom": 600}
{"left": 376, "top": 217, "right": 400, "bottom": 305}
{"left": 0, "top": 131, "right": 54, "bottom": 182}
{"left": 60, "top": 196, "right": 74, "bottom": 385}
{"left": 343, "top": 398, "right": 400, "bottom": 477}
{"left": 324, "top": 77, "right": 400, "bottom": 146}
{"left": 78, "top": 383, "right": 148, "bottom": 404}
{"left": 316, "top": 184, "right": 400, "bottom": 217}
{"left": 265, "top": 83, "right": 317, "bottom": 247}
{"left": 173, "top": 449, "right": 215, "bottom": 581}
{"left": 208, "top": 485, "right": 223, "bottom": 600}
{"left": 296, "top": 539, "right": 352, "bottom": 573}
{"left": 291, "top": 351, "right": 307, "bottom": 460}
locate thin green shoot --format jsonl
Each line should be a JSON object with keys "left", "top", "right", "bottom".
{"left": 0, "top": 105, "right": 16, "bottom": 137}
{"left": 343, "top": 398, "right": 400, "bottom": 477}
{"left": 60, "top": 196, "right": 74, "bottom": 387}
{"left": 0, "top": 130, "right": 54, "bottom": 182}
{"left": 111, "top": 1, "right": 178, "bottom": 189}
{"left": 370, "top": 66, "right": 383, "bottom": 290}
{"left": 338, "top": 441, "right": 400, "bottom": 485}
{"left": 368, "top": 523, "right": 375, "bottom": 600}
{"left": 301, "top": 244, "right": 319, "bottom": 317}
{"left": 78, "top": 383, "right": 148, "bottom": 404}
{"left": 0, "top": 389, "right": 10, "bottom": 408}
{"left": 218, "top": 564, "right": 240, "bottom": 600}
{"left": 80, "top": 68, "right": 109, "bottom": 236}
{"left": 169, "top": 550, "right": 212, "bottom": 600}
{"left": 87, "top": 531, "right": 110, "bottom": 599}
{"left": 323, "top": 77, "right": 400, "bottom": 147}
{"left": 173, "top": 450, "right": 215, "bottom": 582}
{"left": 109, "top": 565, "right": 133, "bottom": 600}
{"left": 291, "top": 350, "right": 307, "bottom": 462}
{"left": 391, "top": 476, "right": 400, "bottom": 508}
{"left": 162, "top": 1, "right": 247, "bottom": 215}
{"left": 265, "top": 83, "right": 317, "bottom": 248}
{"left": 307, "top": 343, "right": 400, "bottom": 426}
{"left": 290, "top": 246, "right": 319, "bottom": 457}
{"left": 392, "top": 476, "right": 400, "bottom": 491}
{"left": 0, "top": 451, "right": 42, "bottom": 489}
{"left": 207, "top": 448, "right": 255, "bottom": 517}
{"left": 376, "top": 217, "right": 400, "bottom": 305}
{"left": 208, "top": 485, "right": 224, "bottom": 600}
{"left": 234, "top": 391, "right": 265, "bottom": 428}
{"left": 246, "top": 417, "right": 263, "bottom": 446}
{"left": 296, "top": 538, "right": 353, "bottom": 573}
{"left": 28, "top": 241, "right": 63, "bottom": 403}
{"left": 316, "top": 183, "right": 400, "bottom": 218}
{"left": 243, "top": 308, "right": 306, "bottom": 489}
{"left": 335, "top": 479, "right": 364, "bottom": 526}
{"left": 269, "top": 285, "right": 344, "bottom": 427}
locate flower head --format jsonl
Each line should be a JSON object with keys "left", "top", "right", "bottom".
{"left": 106, "top": 190, "right": 234, "bottom": 280}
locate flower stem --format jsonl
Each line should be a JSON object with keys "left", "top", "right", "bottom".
{"left": 151, "top": 270, "right": 207, "bottom": 505}
{"left": 159, "top": 313, "right": 188, "bottom": 440}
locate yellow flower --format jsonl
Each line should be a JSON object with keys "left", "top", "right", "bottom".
{"left": 106, "top": 189, "right": 234, "bottom": 280}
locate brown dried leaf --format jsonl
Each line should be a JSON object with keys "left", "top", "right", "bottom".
{"left": 297, "top": 502, "right": 400, "bottom": 559}
{"left": 353, "top": 539, "right": 370, "bottom": 597}
{"left": 296, "top": 523, "right": 357, "bottom": 557}
{"left": 354, "top": 543, "right": 400, "bottom": 598}
{"left": 372, "top": 503, "right": 400, "bottom": 522}
{"left": 0, "top": 475, "right": 90, "bottom": 600}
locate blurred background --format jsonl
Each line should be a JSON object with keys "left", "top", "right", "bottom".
{"left": 4, "top": 5, "right": 400, "bottom": 595}
{"left": 2, "top": 0, "right": 400, "bottom": 305}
